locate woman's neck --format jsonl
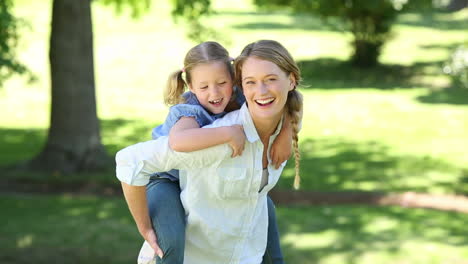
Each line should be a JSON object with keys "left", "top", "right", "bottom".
{"left": 251, "top": 113, "right": 283, "bottom": 142}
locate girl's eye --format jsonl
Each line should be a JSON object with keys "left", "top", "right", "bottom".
{"left": 267, "top": 78, "right": 276, "bottom": 82}
{"left": 218, "top": 81, "right": 227, "bottom": 85}
{"left": 244, "top": 81, "right": 254, "bottom": 85}
{"left": 200, "top": 86, "right": 208, "bottom": 89}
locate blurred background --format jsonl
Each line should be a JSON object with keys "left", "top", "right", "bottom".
{"left": 1, "top": 0, "right": 467, "bottom": 263}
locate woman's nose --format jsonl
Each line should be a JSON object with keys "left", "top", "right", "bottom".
{"left": 257, "top": 82, "right": 268, "bottom": 94}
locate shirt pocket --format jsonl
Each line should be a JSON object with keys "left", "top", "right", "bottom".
{"left": 217, "top": 167, "right": 250, "bottom": 200}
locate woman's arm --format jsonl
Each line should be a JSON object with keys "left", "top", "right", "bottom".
{"left": 169, "top": 116, "right": 246, "bottom": 157}
{"left": 120, "top": 182, "right": 163, "bottom": 258}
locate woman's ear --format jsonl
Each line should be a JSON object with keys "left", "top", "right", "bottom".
{"left": 288, "top": 73, "right": 296, "bottom": 91}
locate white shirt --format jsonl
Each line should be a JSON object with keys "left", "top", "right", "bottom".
{"left": 116, "top": 103, "right": 286, "bottom": 264}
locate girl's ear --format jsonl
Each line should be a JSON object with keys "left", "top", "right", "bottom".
{"left": 288, "top": 73, "right": 296, "bottom": 91}
{"left": 188, "top": 83, "right": 195, "bottom": 93}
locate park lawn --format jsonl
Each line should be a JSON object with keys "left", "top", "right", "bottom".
{"left": 2, "top": 1, "right": 467, "bottom": 195}
{"left": 1, "top": 2, "right": 468, "bottom": 264}
{"left": 2, "top": 86, "right": 468, "bottom": 194}
{"left": 1, "top": 193, "right": 468, "bottom": 264}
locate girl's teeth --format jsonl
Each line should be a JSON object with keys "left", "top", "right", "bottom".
{"left": 210, "top": 99, "right": 222, "bottom": 104}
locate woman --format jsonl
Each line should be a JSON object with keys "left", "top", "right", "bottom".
{"left": 116, "top": 40, "right": 303, "bottom": 264}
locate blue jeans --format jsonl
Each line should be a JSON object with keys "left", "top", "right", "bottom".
{"left": 146, "top": 177, "right": 284, "bottom": 264}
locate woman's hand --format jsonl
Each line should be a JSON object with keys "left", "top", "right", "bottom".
{"left": 140, "top": 227, "right": 164, "bottom": 259}
{"left": 228, "top": 125, "right": 246, "bottom": 157}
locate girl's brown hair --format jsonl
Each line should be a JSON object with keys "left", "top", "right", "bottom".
{"left": 234, "top": 40, "right": 303, "bottom": 189}
{"left": 164, "top": 41, "right": 234, "bottom": 105}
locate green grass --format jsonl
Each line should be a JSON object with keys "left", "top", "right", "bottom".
{"left": 1, "top": 2, "right": 468, "bottom": 263}
{"left": 2, "top": 1, "right": 468, "bottom": 194}
{"left": 1, "top": 193, "right": 467, "bottom": 264}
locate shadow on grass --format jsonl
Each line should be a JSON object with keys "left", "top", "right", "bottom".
{"left": 277, "top": 205, "right": 468, "bottom": 263}
{"left": 227, "top": 10, "right": 467, "bottom": 32}
{"left": 1, "top": 121, "right": 466, "bottom": 194}
{"left": 297, "top": 58, "right": 448, "bottom": 90}
{"left": 1, "top": 194, "right": 139, "bottom": 264}
{"left": 0, "top": 118, "right": 159, "bottom": 185}
{"left": 416, "top": 87, "right": 468, "bottom": 105}
{"left": 229, "top": 11, "right": 342, "bottom": 32}
{"left": 278, "top": 138, "right": 468, "bottom": 195}
{"left": 2, "top": 193, "right": 467, "bottom": 264}
{"left": 397, "top": 12, "right": 468, "bottom": 31}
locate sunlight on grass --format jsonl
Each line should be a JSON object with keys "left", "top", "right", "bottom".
{"left": 16, "top": 234, "right": 34, "bottom": 248}
{"left": 1, "top": 3, "right": 467, "bottom": 263}
{"left": 1, "top": 0, "right": 467, "bottom": 196}
{"left": 283, "top": 230, "right": 340, "bottom": 249}
{"left": 276, "top": 206, "right": 468, "bottom": 264}
{"left": 2, "top": 194, "right": 468, "bottom": 264}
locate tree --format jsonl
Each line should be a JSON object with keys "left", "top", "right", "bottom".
{"left": 0, "top": 0, "right": 28, "bottom": 87}
{"left": 254, "top": 0, "right": 407, "bottom": 67}
{"left": 27, "top": 0, "right": 213, "bottom": 173}
{"left": 29, "top": 0, "right": 108, "bottom": 172}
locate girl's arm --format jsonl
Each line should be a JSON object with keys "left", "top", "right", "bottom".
{"left": 270, "top": 113, "right": 292, "bottom": 169}
{"left": 169, "top": 116, "right": 246, "bottom": 157}
{"left": 120, "top": 182, "right": 163, "bottom": 258}
{"left": 270, "top": 109, "right": 303, "bottom": 169}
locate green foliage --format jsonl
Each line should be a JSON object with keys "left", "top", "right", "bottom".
{"left": 172, "top": 0, "right": 216, "bottom": 42}
{"left": 99, "top": 0, "right": 151, "bottom": 18}
{"left": 444, "top": 44, "right": 468, "bottom": 89}
{"left": 0, "top": 0, "right": 28, "bottom": 87}
{"left": 99, "top": 0, "right": 214, "bottom": 42}
{"left": 254, "top": 0, "right": 409, "bottom": 67}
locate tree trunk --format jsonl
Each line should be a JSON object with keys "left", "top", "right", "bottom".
{"left": 351, "top": 39, "right": 380, "bottom": 68}
{"left": 30, "top": 0, "right": 109, "bottom": 173}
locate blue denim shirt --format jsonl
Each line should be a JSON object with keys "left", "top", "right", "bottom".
{"left": 151, "top": 86, "right": 245, "bottom": 181}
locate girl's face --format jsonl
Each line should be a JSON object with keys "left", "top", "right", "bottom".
{"left": 189, "top": 61, "right": 233, "bottom": 114}
{"left": 241, "top": 56, "right": 295, "bottom": 123}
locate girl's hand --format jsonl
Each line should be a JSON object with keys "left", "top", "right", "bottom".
{"left": 141, "top": 228, "right": 164, "bottom": 259}
{"left": 270, "top": 126, "right": 292, "bottom": 169}
{"left": 228, "top": 125, "right": 246, "bottom": 157}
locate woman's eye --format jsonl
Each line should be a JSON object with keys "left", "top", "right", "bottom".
{"left": 218, "top": 81, "right": 227, "bottom": 85}
{"left": 268, "top": 78, "right": 276, "bottom": 82}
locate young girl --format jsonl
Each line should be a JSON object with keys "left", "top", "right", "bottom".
{"left": 130, "top": 41, "right": 293, "bottom": 264}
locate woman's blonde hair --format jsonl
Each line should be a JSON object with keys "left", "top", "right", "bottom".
{"left": 234, "top": 40, "right": 303, "bottom": 189}
{"left": 164, "top": 41, "right": 234, "bottom": 105}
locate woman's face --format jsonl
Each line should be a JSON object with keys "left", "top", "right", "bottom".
{"left": 241, "top": 56, "right": 295, "bottom": 122}
{"left": 189, "top": 61, "right": 233, "bottom": 114}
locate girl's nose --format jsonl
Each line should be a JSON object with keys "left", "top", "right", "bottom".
{"left": 211, "top": 86, "right": 221, "bottom": 96}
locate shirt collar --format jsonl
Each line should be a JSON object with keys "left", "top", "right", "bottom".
{"left": 240, "top": 103, "right": 283, "bottom": 143}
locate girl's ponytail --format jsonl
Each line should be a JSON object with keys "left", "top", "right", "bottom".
{"left": 164, "top": 70, "right": 186, "bottom": 105}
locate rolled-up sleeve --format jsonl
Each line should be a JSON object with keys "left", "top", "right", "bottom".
{"left": 116, "top": 136, "right": 231, "bottom": 186}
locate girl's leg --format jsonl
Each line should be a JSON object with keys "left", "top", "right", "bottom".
{"left": 262, "top": 195, "right": 284, "bottom": 264}
{"left": 146, "top": 177, "right": 186, "bottom": 264}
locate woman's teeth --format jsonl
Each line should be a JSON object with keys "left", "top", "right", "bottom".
{"left": 255, "top": 98, "right": 275, "bottom": 105}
